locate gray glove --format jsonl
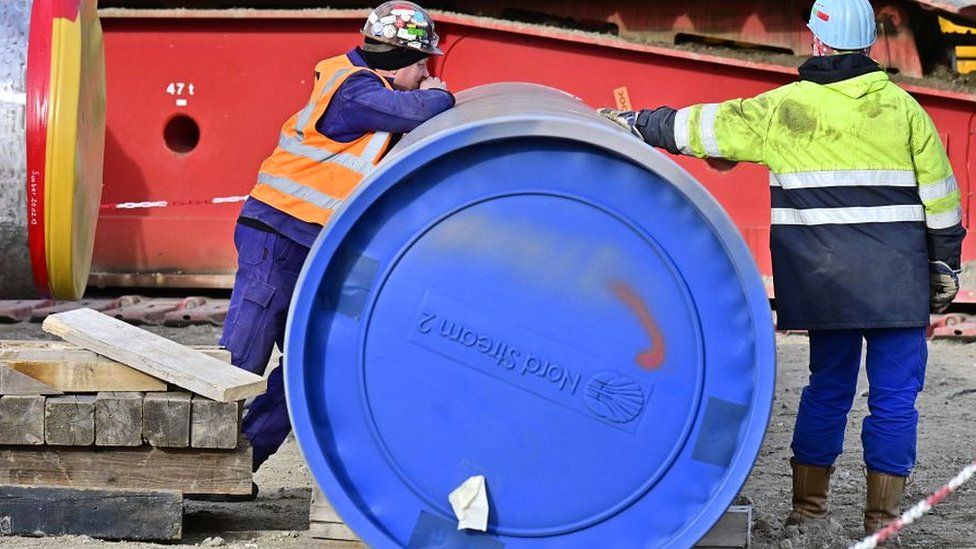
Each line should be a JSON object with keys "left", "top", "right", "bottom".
{"left": 929, "top": 260, "right": 960, "bottom": 313}
{"left": 597, "top": 108, "right": 643, "bottom": 139}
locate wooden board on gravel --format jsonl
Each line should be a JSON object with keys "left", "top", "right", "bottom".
{"left": 42, "top": 308, "right": 263, "bottom": 401}
{"left": 0, "top": 437, "right": 252, "bottom": 495}
{"left": 0, "top": 341, "right": 230, "bottom": 393}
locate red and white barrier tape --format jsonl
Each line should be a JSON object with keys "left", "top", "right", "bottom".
{"left": 850, "top": 458, "right": 976, "bottom": 549}
{"left": 100, "top": 195, "right": 247, "bottom": 210}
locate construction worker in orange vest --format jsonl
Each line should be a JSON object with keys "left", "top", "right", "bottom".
{"left": 220, "top": 1, "right": 455, "bottom": 478}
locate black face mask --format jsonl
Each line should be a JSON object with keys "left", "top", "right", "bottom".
{"left": 357, "top": 41, "right": 429, "bottom": 71}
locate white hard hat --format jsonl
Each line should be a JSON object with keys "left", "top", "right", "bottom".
{"left": 808, "top": 0, "right": 877, "bottom": 50}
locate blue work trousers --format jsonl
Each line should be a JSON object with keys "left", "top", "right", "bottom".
{"left": 791, "top": 328, "right": 928, "bottom": 477}
{"left": 220, "top": 222, "right": 310, "bottom": 471}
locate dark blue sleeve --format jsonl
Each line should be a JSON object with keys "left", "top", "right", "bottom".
{"left": 635, "top": 107, "right": 680, "bottom": 155}
{"left": 317, "top": 71, "right": 455, "bottom": 142}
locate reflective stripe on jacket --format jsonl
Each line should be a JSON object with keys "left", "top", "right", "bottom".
{"left": 658, "top": 55, "right": 965, "bottom": 329}
{"left": 250, "top": 55, "right": 393, "bottom": 225}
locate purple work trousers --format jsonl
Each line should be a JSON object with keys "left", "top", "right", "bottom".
{"left": 220, "top": 222, "right": 310, "bottom": 471}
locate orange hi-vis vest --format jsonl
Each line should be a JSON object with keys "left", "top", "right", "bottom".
{"left": 250, "top": 55, "right": 393, "bottom": 225}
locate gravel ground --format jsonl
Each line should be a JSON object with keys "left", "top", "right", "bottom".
{"left": 0, "top": 323, "right": 973, "bottom": 548}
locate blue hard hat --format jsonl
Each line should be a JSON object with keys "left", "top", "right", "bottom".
{"left": 808, "top": 0, "right": 877, "bottom": 50}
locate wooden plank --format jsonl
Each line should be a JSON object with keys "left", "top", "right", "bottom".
{"left": 95, "top": 392, "right": 143, "bottom": 447}
{"left": 309, "top": 485, "right": 359, "bottom": 541}
{"left": 0, "top": 439, "right": 253, "bottom": 495}
{"left": 695, "top": 505, "right": 751, "bottom": 549}
{"left": 190, "top": 396, "right": 239, "bottom": 449}
{"left": 45, "top": 395, "right": 96, "bottom": 446}
{"left": 0, "top": 344, "right": 231, "bottom": 393}
{"left": 143, "top": 392, "right": 191, "bottom": 448}
{"left": 0, "top": 395, "right": 44, "bottom": 445}
{"left": 309, "top": 522, "right": 361, "bottom": 542}
{"left": 0, "top": 340, "right": 230, "bottom": 357}
{"left": 310, "top": 484, "right": 343, "bottom": 523}
{"left": 0, "top": 364, "right": 62, "bottom": 395}
{"left": 43, "top": 309, "right": 264, "bottom": 401}
{"left": 0, "top": 486, "right": 182, "bottom": 541}
{"left": 308, "top": 540, "right": 366, "bottom": 549}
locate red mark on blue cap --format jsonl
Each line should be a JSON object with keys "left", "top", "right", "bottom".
{"left": 610, "top": 281, "right": 665, "bottom": 370}
{"left": 816, "top": 10, "right": 830, "bottom": 21}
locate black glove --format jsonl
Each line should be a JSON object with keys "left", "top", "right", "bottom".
{"left": 929, "top": 260, "right": 960, "bottom": 313}
{"left": 597, "top": 108, "right": 642, "bottom": 139}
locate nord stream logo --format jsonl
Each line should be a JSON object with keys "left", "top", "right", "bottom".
{"left": 584, "top": 372, "right": 645, "bottom": 424}
{"left": 408, "top": 292, "right": 649, "bottom": 432}
{"left": 415, "top": 310, "right": 583, "bottom": 394}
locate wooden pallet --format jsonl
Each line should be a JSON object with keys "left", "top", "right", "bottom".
{"left": 308, "top": 486, "right": 751, "bottom": 547}
{"left": 0, "top": 438, "right": 252, "bottom": 495}
{"left": 0, "top": 391, "right": 240, "bottom": 449}
{"left": 0, "top": 319, "right": 262, "bottom": 543}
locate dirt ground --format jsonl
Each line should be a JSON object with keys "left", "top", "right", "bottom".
{"left": 0, "top": 323, "right": 973, "bottom": 548}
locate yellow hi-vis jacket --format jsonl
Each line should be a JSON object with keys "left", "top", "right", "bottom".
{"left": 650, "top": 55, "right": 964, "bottom": 329}
{"left": 251, "top": 55, "right": 393, "bottom": 225}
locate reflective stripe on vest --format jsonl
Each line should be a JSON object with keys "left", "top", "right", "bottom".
{"left": 674, "top": 103, "right": 720, "bottom": 157}
{"left": 769, "top": 170, "right": 916, "bottom": 189}
{"left": 257, "top": 173, "right": 343, "bottom": 210}
{"left": 276, "top": 130, "right": 390, "bottom": 176}
{"left": 674, "top": 106, "right": 692, "bottom": 155}
{"left": 294, "top": 69, "right": 352, "bottom": 140}
{"left": 918, "top": 174, "right": 958, "bottom": 201}
{"left": 926, "top": 207, "right": 963, "bottom": 229}
{"left": 771, "top": 205, "right": 925, "bottom": 225}
{"left": 699, "top": 103, "right": 721, "bottom": 157}
{"left": 769, "top": 169, "right": 958, "bottom": 229}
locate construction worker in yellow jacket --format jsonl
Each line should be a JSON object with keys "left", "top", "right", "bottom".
{"left": 600, "top": 0, "right": 964, "bottom": 536}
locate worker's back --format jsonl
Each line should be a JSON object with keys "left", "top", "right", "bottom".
{"left": 599, "top": 51, "right": 963, "bottom": 330}
{"left": 672, "top": 53, "right": 958, "bottom": 330}
{"left": 753, "top": 63, "right": 934, "bottom": 330}
{"left": 764, "top": 71, "right": 915, "bottom": 176}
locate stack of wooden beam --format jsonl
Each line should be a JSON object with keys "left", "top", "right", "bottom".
{"left": 0, "top": 308, "right": 266, "bottom": 541}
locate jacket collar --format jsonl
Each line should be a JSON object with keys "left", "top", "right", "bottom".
{"left": 347, "top": 47, "right": 369, "bottom": 68}
{"left": 798, "top": 53, "right": 883, "bottom": 85}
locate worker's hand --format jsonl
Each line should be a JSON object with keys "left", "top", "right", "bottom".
{"left": 706, "top": 157, "right": 739, "bottom": 172}
{"left": 597, "top": 108, "right": 643, "bottom": 139}
{"left": 420, "top": 77, "right": 448, "bottom": 91}
{"left": 929, "top": 260, "right": 960, "bottom": 313}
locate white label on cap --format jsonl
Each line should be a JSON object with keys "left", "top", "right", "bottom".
{"left": 368, "top": 12, "right": 378, "bottom": 23}
{"left": 383, "top": 24, "right": 397, "bottom": 38}
{"left": 380, "top": 15, "right": 396, "bottom": 24}
{"left": 397, "top": 28, "right": 413, "bottom": 39}
{"left": 372, "top": 23, "right": 384, "bottom": 36}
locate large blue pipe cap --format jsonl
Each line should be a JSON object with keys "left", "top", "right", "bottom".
{"left": 286, "top": 83, "right": 776, "bottom": 548}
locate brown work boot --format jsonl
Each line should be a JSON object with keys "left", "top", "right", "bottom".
{"left": 786, "top": 459, "right": 834, "bottom": 525}
{"left": 864, "top": 470, "right": 906, "bottom": 536}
